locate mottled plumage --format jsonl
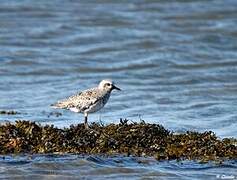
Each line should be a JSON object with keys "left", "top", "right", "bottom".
{"left": 51, "top": 79, "right": 121, "bottom": 128}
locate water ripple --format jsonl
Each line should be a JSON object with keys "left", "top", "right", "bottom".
{"left": 0, "top": 0, "right": 237, "bottom": 177}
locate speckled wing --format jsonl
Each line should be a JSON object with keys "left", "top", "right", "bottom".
{"left": 51, "top": 88, "right": 101, "bottom": 112}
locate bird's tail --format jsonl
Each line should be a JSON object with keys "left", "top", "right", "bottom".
{"left": 51, "top": 99, "right": 72, "bottom": 109}
{"left": 50, "top": 102, "right": 64, "bottom": 109}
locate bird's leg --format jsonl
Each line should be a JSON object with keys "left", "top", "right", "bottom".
{"left": 84, "top": 112, "right": 89, "bottom": 129}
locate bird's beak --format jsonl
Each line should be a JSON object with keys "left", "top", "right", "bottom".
{"left": 112, "top": 85, "right": 121, "bottom": 91}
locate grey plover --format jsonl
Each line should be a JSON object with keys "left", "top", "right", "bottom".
{"left": 51, "top": 79, "right": 121, "bottom": 128}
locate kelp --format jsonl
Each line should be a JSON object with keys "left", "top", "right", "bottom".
{"left": 0, "top": 120, "right": 236, "bottom": 162}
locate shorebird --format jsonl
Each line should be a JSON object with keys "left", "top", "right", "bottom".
{"left": 51, "top": 79, "right": 121, "bottom": 128}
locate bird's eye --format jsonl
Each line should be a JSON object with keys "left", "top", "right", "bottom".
{"left": 105, "top": 83, "right": 111, "bottom": 86}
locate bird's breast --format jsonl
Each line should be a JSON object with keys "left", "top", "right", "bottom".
{"left": 85, "top": 93, "right": 111, "bottom": 113}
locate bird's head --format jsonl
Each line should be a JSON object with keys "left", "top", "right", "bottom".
{"left": 98, "top": 79, "right": 121, "bottom": 92}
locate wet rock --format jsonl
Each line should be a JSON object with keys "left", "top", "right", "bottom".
{"left": 0, "top": 120, "right": 236, "bottom": 162}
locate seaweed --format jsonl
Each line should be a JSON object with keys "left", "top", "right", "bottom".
{"left": 0, "top": 110, "right": 20, "bottom": 115}
{"left": 0, "top": 120, "right": 236, "bottom": 162}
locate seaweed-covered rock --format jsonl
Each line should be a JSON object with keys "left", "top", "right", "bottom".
{"left": 162, "top": 131, "right": 237, "bottom": 161}
{"left": 0, "top": 110, "right": 20, "bottom": 115}
{"left": 0, "top": 120, "right": 236, "bottom": 162}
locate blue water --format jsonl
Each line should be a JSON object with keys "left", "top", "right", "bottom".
{"left": 0, "top": 155, "right": 236, "bottom": 179}
{"left": 0, "top": 0, "right": 237, "bottom": 179}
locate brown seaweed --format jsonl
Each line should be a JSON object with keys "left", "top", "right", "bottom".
{"left": 0, "top": 110, "right": 20, "bottom": 115}
{"left": 0, "top": 120, "right": 236, "bottom": 162}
